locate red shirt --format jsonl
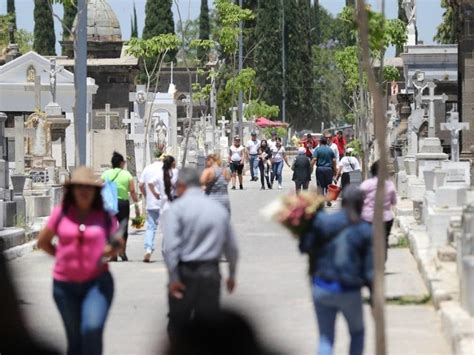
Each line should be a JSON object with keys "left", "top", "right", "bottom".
{"left": 334, "top": 136, "right": 346, "bottom": 155}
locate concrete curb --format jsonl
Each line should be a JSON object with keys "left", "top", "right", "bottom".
{"left": 3, "top": 239, "right": 38, "bottom": 261}
{"left": 397, "top": 206, "right": 474, "bottom": 355}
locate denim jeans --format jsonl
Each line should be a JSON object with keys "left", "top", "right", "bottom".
{"left": 249, "top": 154, "right": 259, "bottom": 178}
{"left": 271, "top": 161, "right": 284, "bottom": 185}
{"left": 313, "top": 284, "right": 364, "bottom": 355}
{"left": 53, "top": 272, "right": 114, "bottom": 355}
{"left": 145, "top": 209, "right": 161, "bottom": 251}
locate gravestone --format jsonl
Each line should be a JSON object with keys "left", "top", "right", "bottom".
{"left": 441, "top": 161, "right": 471, "bottom": 186}
{"left": 4, "top": 116, "right": 35, "bottom": 174}
{"left": 440, "top": 108, "right": 469, "bottom": 162}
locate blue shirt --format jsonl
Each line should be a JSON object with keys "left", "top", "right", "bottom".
{"left": 312, "top": 145, "right": 335, "bottom": 168}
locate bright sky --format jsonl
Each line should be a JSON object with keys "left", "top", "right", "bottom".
{"left": 0, "top": 0, "right": 444, "bottom": 57}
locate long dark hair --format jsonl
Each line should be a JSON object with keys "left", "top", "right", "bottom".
{"left": 62, "top": 185, "right": 104, "bottom": 214}
{"left": 163, "top": 155, "right": 176, "bottom": 202}
{"left": 111, "top": 151, "right": 125, "bottom": 169}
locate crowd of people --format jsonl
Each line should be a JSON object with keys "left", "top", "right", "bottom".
{"left": 5, "top": 128, "right": 399, "bottom": 355}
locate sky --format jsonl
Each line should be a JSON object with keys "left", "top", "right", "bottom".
{"left": 0, "top": 0, "right": 444, "bottom": 57}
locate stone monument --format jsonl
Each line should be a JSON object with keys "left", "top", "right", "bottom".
{"left": 402, "top": 0, "right": 417, "bottom": 46}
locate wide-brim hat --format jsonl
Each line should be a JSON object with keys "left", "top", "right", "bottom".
{"left": 64, "top": 166, "right": 103, "bottom": 188}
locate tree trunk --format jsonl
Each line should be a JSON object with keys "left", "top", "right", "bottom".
{"left": 356, "top": 1, "right": 388, "bottom": 355}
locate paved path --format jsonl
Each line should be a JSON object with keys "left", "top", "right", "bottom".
{"left": 8, "top": 172, "right": 451, "bottom": 354}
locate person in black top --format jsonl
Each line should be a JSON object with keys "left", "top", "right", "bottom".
{"left": 257, "top": 140, "right": 272, "bottom": 190}
{"left": 292, "top": 147, "right": 312, "bottom": 193}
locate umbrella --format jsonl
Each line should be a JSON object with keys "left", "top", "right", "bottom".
{"left": 255, "top": 117, "right": 289, "bottom": 128}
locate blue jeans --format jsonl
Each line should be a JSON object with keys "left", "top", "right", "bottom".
{"left": 249, "top": 154, "right": 259, "bottom": 178}
{"left": 271, "top": 161, "right": 284, "bottom": 185}
{"left": 53, "top": 272, "right": 114, "bottom": 355}
{"left": 313, "top": 284, "right": 364, "bottom": 355}
{"left": 145, "top": 209, "right": 160, "bottom": 251}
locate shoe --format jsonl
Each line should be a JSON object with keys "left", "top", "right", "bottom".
{"left": 278, "top": 185, "right": 282, "bottom": 189}
{"left": 268, "top": 185, "right": 273, "bottom": 189}
{"left": 143, "top": 249, "right": 152, "bottom": 263}
{"left": 326, "top": 201, "right": 332, "bottom": 207}
{"left": 109, "top": 255, "right": 118, "bottom": 262}
{"left": 231, "top": 186, "right": 236, "bottom": 190}
{"left": 261, "top": 186, "right": 265, "bottom": 190}
{"left": 239, "top": 185, "right": 243, "bottom": 190}
{"left": 119, "top": 253, "right": 128, "bottom": 262}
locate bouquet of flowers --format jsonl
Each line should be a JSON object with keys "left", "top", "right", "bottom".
{"left": 263, "top": 191, "right": 326, "bottom": 238}
{"left": 131, "top": 214, "right": 145, "bottom": 229}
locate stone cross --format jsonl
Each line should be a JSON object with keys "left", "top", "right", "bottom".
{"left": 24, "top": 75, "right": 49, "bottom": 111}
{"left": 47, "top": 58, "right": 63, "bottom": 104}
{"left": 96, "top": 104, "right": 120, "bottom": 130}
{"left": 4, "top": 116, "right": 35, "bottom": 174}
{"left": 417, "top": 81, "right": 448, "bottom": 137}
{"left": 219, "top": 116, "right": 229, "bottom": 137}
{"left": 441, "top": 108, "right": 470, "bottom": 162}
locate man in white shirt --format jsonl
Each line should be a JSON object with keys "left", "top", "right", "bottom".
{"left": 245, "top": 132, "right": 261, "bottom": 182}
{"left": 139, "top": 151, "right": 164, "bottom": 262}
{"left": 229, "top": 136, "right": 246, "bottom": 190}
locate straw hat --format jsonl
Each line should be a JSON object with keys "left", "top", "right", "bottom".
{"left": 65, "top": 166, "right": 103, "bottom": 188}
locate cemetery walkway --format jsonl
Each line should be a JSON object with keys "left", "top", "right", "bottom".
{"left": 9, "top": 172, "right": 451, "bottom": 355}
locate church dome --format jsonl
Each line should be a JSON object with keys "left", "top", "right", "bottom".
{"left": 73, "top": 0, "right": 122, "bottom": 42}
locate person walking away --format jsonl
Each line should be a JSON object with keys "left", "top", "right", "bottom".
{"left": 311, "top": 137, "right": 337, "bottom": 206}
{"left": 144, "top": 156, "right": 179, "bottom": 262}
{"left": 37, "top": 167, "right": 123, "bottom": 355}
{"left": 334, "top": 130, "right": 347, "bottom": 157}
{"left": 257, "top": 140, "right": 272, "bottom": 190}
{"left": 305, "top": 133, "right": 317, "bottom": 159}
{"left": 325, "top": 133, "right": 340, "bottom": 164}
{"left": 139, "top": 152, "right": 164, "bottom": 262}
{"left": 292, "top": 147, "right": 312, "bottom": 193}
{"left": 101, "top": 152, "right": 139, "bottom": 261}
{"left": 229, "top": 136, "right": 245, "bottom": 190}
{"left": 162, "top": 168, "right": 239, "bottom": 339}
{"left": 246, "top": 132, "right": 261, "bottom": 182}
{"left": 299, "top": 186, "right": 373, "bottom": 355}
{"left": 360, "top": 161, "right": 397, "bottom": 261}
{"left": 270, "top": 137, "right": 291, "bottom": 190}
{"left": 336, "top": 148, "right": 361, "bottom": 191}
{"left": 201, "top": 154, "right": 232, "bottom": 213}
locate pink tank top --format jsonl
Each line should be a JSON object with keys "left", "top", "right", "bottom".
{"left": 47, "top": 206, "right": 117, "bottom": 282}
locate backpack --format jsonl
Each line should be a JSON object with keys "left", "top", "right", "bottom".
{"left": 101, "top": 170, "right": 122, "bottom": 215}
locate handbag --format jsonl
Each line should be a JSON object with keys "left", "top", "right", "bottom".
{"left": 101, "top": 170, "right": 121, "bottom": 215}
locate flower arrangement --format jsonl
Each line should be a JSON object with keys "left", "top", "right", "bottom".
{"left": 131, "top": 214, "right": 145, "bottom": 229}
{"left": 266, "top": 191, "right": 326, "bottom": 238}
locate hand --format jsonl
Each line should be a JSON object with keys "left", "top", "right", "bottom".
{"left": 226, "top": 278, "right": 236, "bottom": 294}
{"left": 169, "top": 281, "right": 186, "bottom": 299}
{"left": 134, "top": 205, "right": 140, "bottom": 217}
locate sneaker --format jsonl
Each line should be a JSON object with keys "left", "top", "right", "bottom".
{"left": 261, "top": 186, "right": 265, "bottom": 190}
{"left": 231, "top": 186, "right": 236, "bottom": 190}
{"left": 143, "top": 249, "right": 152, "bottom": 263}
{"left": 240, "top": 185, "right": 243, "bottom": 190}
{"left": 326, "top": 201, "right": 332, "bottom": 207}
{"left": 278, "top": 184, "right": 282, "bottom": 189}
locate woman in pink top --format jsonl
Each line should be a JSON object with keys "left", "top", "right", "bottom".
{"left": 38, "top": 167, "right": 122, "bottom": 355}
{"left": 360, "top": 161, "right": 397, "bottom": 261}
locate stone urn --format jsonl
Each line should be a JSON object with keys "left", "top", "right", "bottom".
{"left": 413, "top": 200, "right": 424, "bottom": 224}
{"left": 423, "top": 170, "right": 436, "bottom": 191}
{"left": 10, "top": 174, "right": 26, "bottom": 196}
{"left": 434, "top": 169, "right": 447, "bottom": 189}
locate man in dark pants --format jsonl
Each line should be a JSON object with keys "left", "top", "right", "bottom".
{"left": 292, "top": 147, "right": 312, "bottom": 193}
{"left": 162, "top": 168, "right": 239, "bottom": 339}
{"left": 311, "top": 137, "right": 337, "bottom": 207}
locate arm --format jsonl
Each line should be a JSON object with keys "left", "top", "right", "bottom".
{"left": 223, "top": 168, "right": 231, "bottom": 182}
{"left": 148, "top": 182, "right": 161, "bottom": 200}
{"left": 129, "top": 178, "right": 139, "bottom": 204}
{"left": 223, "top": 223, "right": 239, "bottom": 293}
{"left": 200, "top": 168, "right": 211, "bottom": 187}
{"left": 37, "top": 228, "right": 56, "bottom": 256}
{"left": 283, "top": 152, "right": 291, "bottom": 167}
{"left": 139, "top": 182, "right": 146, "bottom": 197}
{"left": 310, "top": 157, "right": 317, "bottom": 170}
{"left": 332, "top": 159, "right": 337, "bottom": 177}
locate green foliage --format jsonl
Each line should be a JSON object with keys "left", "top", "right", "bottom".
{"left": 434, "top": 0, "right": 458, "bottom": 44}
{"left": 126, "top": 34, "right": 181, "bottom": 60}
{"left": 245, "top": 100, "right": 280, "bottom": 119}
{"left": 225, "top": 68, "right": 256, "bottom": 100}
{"left": 131, "top": 2, "right": 139, "bottom": 38}
{"left": 346, "top": 139, "right": 362, "bottom": 157}
{"left": 334, "top": 46, "right": 363, "bottom": 92}
{"left": 7, "top": 0, "right": 16, "bottom": 29}
{"left": 262, "top": 127, "right": 287, "bottom": 140}
{"left": 33, "top": 0, "right": 56, "bottom": 55}
{"left": 143, "top": 0, "right": 176, "bottom": 60}
{"left": 383, "top": 65, "right": 400, "bottom": 83}
{"left": 0, "top": 15, "right": 33, "bottom": 53}
{"left": 62, "top": 1, "right": 76, "bottom": 40}
{"left": 198, "top": 0, "right": 211, "bottom": 61}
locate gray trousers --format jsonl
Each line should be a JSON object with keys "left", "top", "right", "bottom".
{"left": 167, "top": 261, "right": 221, "bottom": 338}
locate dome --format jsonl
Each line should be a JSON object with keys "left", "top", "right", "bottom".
{"left": 72, "top": 0, "right": 122, "bottom": 42}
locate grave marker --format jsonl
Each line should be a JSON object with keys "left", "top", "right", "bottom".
{"left": 441, "top": 108, "right": 470, "bottom": 162}
{"left": 4, "top": 116, "right": 35, "bottom": 174}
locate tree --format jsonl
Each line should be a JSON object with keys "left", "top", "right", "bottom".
{"left": 131, "top": 2, "right": 138, "bottom": 38}
{"left": 143, "top": 0, "right": 176, "bottom": 60}
{"left": 33, "top": 0, "right": 56, "bottom": 55}
{"left": 396, "top": 0, "right": 408, "bottom": 55}
{"left": 198, "top": 0, "right": 210, "bottom": 62}
{"left": 7, "top": 0, "right": 16, "bottom": 29}
{"left": 126, "top": 34, "right": 181, "bottom": 169}
{"left": 434, "top": 0, "right": 459, "bottom": 44}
